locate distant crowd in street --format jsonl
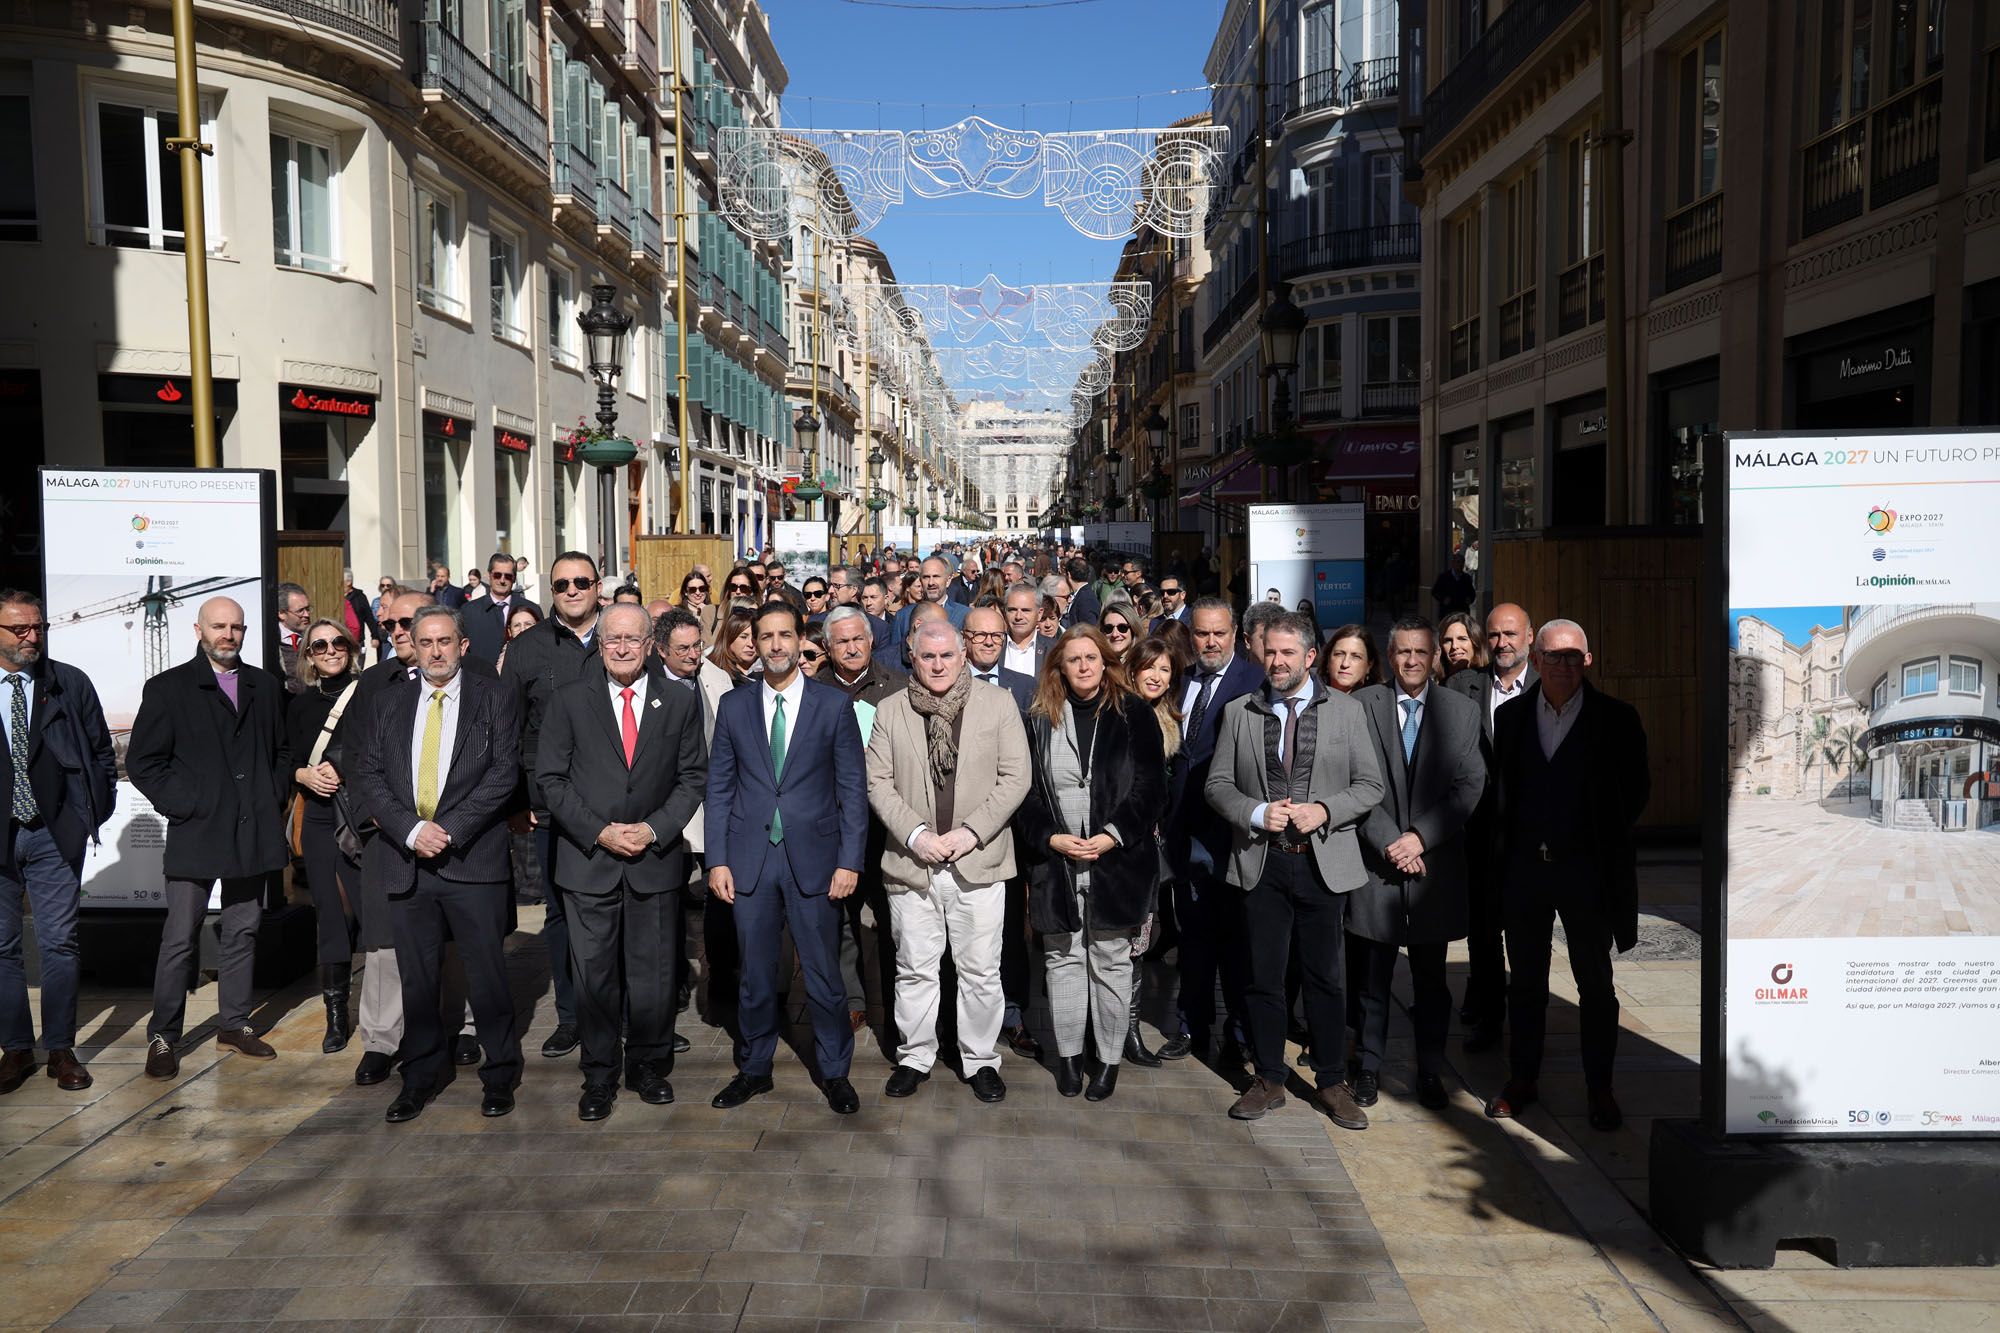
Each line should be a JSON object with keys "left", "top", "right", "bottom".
{"left": 0, "top": 533, "right": 1648, "bottom": 1138}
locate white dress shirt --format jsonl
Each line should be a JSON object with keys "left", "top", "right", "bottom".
{"left": 1394, "top": 681, "right": 1429, "bottom": 745}
{"left": 760, "top": 670, "right": 805, "bottom": 757}
{"left": 1003, "top": 636, "right": 1039, "bottom": 675}
{"left": 405, "top": 670, "right": 463, "bottom": 846}
{"left": 1250, "top": 677, "right": 1316, "bottom": 831}
{"left": 1538, "top": 687, "right": 1584, "bottom": 758}
{"left": 608, "top": 671, "right": 650, "bottom": 719}
{"left": 1490, "top": 668, "right": 1529, "bottom": 726}
{"left": 1, "top": 668, "right": 36, "bottom": 752}
{"left": 1182, "top": 652, "right": 1236, "bottom": 717}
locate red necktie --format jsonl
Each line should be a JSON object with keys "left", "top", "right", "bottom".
{"left": 620, "top": 687, "right": 638, "bottom": 767}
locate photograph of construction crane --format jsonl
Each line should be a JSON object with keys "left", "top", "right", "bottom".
{"left": 50, "top": 573, "right": 264, "bottom": 778}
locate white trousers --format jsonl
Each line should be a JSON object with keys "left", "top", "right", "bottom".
{"left": 887, "top": 868, "right": 1006, "bottom": 1075}
{"left": 355, "top": 946, "right": 475, "bottom": 1056}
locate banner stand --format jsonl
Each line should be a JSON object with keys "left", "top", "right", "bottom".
{"left": 1647, "top": 436, "right": 2000, "bottom": 1269}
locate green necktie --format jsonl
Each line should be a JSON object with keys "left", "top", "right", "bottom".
{"left": 768, "top": 692, "right": 788, "bottom": 844}
{"left": 416, "top": 689, "right": 445, "bottom": 821}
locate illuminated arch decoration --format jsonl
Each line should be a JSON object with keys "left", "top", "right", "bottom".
{"left": 717, "top": 119, "right": 1228, "bottom": 242}
{"left": 882, "top": 276, "right": 1151, "bottom": 353}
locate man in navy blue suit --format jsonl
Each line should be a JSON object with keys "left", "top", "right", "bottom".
{"left": 961, "top": 606, "right": 1036, "bottom": 712}
{"left": 1163, "top": 596, "right": 1267, "bottom": 1061}
{"left": 704, "top": 601, "right": 869, "bottom": 1114}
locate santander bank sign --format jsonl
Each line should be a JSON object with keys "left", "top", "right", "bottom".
{"left": 286, "top": 385, "right": 375, "bottom": 418}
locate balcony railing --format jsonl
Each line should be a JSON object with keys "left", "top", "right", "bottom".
{"left": 1280, "top": 223, "right": 1420, "bottom": 280}
{"left": 1800, "top": 75, "right": 1943, "bottom": 238}
{"left": 586, "top": 0, "right": 626, "bottom": 50}
{"left": 596, "top": 178, "right": 633, "bottom": 238}
{"left": 1664, "top": 193, "right": 1723, "bottom": 291}
{"left": 1497, "top": 290, "right": 1536, "bottom": 360}
{"left": 1201, "top": 273, "right": 1260, "bottom": 355}
{"left": 634, "top": 209, "right": 663, "bottom": 265}
{"left": 1556, "top": 253, "right": 1605, "bottom": 336}
{"left": 552, "top": 140, "right": 596, "bottom": 203}
{"left": 1362, "top": 382, "right": 1419, "bottom": 416}
{"left": 418, "top": 21, "right": 547, "bottom": 164}
{"left": 1987, "top": 47, "right": 2000, "bottom": 163}
{"left": 243, "top": 0, "right": 398, "bottom": 57}
{"left": 1447, "top": 316, "right": 1480, "bottom": 381}
{"left": 1298, "top": 386, "right": 1344, "bottom": 421}
{"left": 1421, "top": 0, "right": 1584, "bottom": 152}
{"left": 1290, "top": 56, "right": 1401, "bottom": 117}
{"left": 623, "top": 13, "right": 657, "bottom": 80}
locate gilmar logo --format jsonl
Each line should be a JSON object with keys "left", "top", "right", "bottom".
{"left": 1756, "top": 962, "right": 1808, "bottom": 1002}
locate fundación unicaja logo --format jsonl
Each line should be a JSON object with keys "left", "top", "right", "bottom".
{"left": 1757, "top": 1110, "right": 1778, "bottom": 1124}
{"left": 1867, "top": 505, "right": 1897, "bottom": 534}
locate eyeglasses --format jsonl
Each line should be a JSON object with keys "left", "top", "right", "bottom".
{"left": 683, "top": 582, "right": 708, "bottom": 594}
{"left": 382, "top": 617, "right": 418, "bottom": 632}
{"left": 550, "top": 576, "right": 598, "bottom": 594}
{"left": 805, "top": 589, "right": 827, "bottom": 600}
{"left": 1161, "top": 586, "right": 1183, "bottom": 597}
{"left": 0, "top": 622, "right": 49, "bottom": 638}
{"left": 1103, "top": 623, "right": 1132, "bottom": 636}
{"left": 1540, "top": 650, "right": 1587, "bottom": 668}
{"left": 489, "top": 571, "right": 515, "bottom": 583}
{"left": 799, "top": 649, "right": 825, "bottom": 664}
{"left": 307, "top": 637, "right": 351, "bottom": 655}
{"left": 600, "top": 634, "right": 650, "bottom": 650}
{"left": 965, "top": 630, "right": 1004, "bottom": 642}
{"left": 726, "top": 583, "right": 754, "bottom": 595}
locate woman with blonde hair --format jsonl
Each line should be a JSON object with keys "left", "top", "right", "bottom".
{"left": 1018, "top": 626, "right": 1166, "bottom": 1101}
{"left": 286, "top": 618, "right": 363, "bottom": 1054}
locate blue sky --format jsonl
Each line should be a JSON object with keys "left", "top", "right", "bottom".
{"left": 1730, "top": 606, "right": 1848, "bottom": 648}
{"left": 767, "top": 0, "right": 1227, "bottom": 287}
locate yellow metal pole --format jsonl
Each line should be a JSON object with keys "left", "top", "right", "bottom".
{"left": 670, "top": 0, "right": 692, "bottom": 533}
{"left": 167, "top": 0, "right": 217, "bottom": 468}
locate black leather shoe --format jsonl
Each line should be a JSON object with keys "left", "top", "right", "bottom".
{"left": 884, "top": 1065, "right": 929, "bottom": 1098}
{"left": 1156, "top": 1033, "right": 1193, "bottom": 1061}
{"left": 1055, "top": 1054, "right": 1084, "bottom": 1098}
{"left": 540, "top": 1025, "right": 580, "bottom": 1058}
{"left": 354, "top": 1051, "right": 395, "bottom": 1086}
{"left": 578, "top": 1084, "right": 616, "bottom": 1122}
{"left": 453, "top": 1034, "right": 480, "bottom": 1066}
{"left": 1416, "top": 1071, "right": 1449, "bottom": 1110}
{"left": 1002, "top": 1024, "right": 1043, "bottom": 1060}
{"left": 1123, "top": 1025, "right": 1162, "bottom": 1068}
{"left": 480, "top": 1088, "right": 515, "bottom": 1118}
{"left": 1587, "top": 1086, "right": 1624, "bottom": 1132}
{"left": 712, "top": 1072, "right": 774, "bottom": 1109}
{"left": 823, "top": 1076, "right": 860, "bottom": 1115}
{"left": 1351, "top": 1069, "right": 1380, "bottom": 1107}
{"left": 1462, "top": 1024, "right": 1502, "bottom": 1055}
{"left": 626, "top": 1060, "right": 675, "bottom": 1105}
{"left": 967, "top": 1067, "right": 1006, "bottom": 1103}
{"left": 385, "top": 1088, "right": 431, "bottom": 1123}
{"left": 672, "top": 1032, "right": 691, "bottom": 1054}
{"left": 1084, "top": 1062, "right": 1119, "bottom": 1102}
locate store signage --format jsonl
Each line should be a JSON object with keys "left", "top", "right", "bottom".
{"left": 1324, "top": 427, "right": 1420, "bottom": 481}
{"left": 1859, "top": 717, "right": 2000, "bottom": 750}
{"left": 1574, "top": 413, "right": 1607, "bottom": 438}
{"left": 283, "top": 385, "right": 375, "bottom": 418}
{"left": 555, "top": 439, "right": 578, "bottom": 464}
{"left": 96, "top": 374, "right": 240, "bottom": 412}
{"left": 422, "top": 409, "right": 472, "bottom": 439}
{"left": 1367, "top": 482, "right": 1420, "bottom": 514}
{"left": 0, "top": 370, "right": 39, "bottom": 403}
{"left": 494, "top": 426, "right": 531, "bottom": 453}
{"left": 1839, "top": 345, "right": 1916, "bottom": 381}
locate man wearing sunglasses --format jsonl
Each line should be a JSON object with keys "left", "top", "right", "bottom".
{"left": 462, "top": 553, "right": 522, "bottom": 665}
{"left": 0, "top": 591, "right": 116, "bottom": 1095}
{"left": 500, "top": 551, "right": 607, "bottom": 1059}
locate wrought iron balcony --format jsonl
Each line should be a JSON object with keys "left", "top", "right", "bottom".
{"left": 1446, "top": 316, "right": 1480, "bottom": 382}
{"left": 1663, "top": 194, "right": 1722, "bottom": 291}
{"left": 418, "top": 21, "right": 547, "bottom": 165}
{"left": 587, "top": 0, "right": 626, "bottom": 52}
{"left": 233, "top": 0, "right": 398, "bottom": 58}
{"left": 1497, "top": 290, "right": 1536, "bottom": 360}
{"left": 595, "top": 178, "right": 634, "bottom": 239}
{"left": 1290, "top": 57, "right": 1400, "bottom": 117}
{"left": 1200, "top": 273, "right": 1260, "bottom": 356}
{"left": 1420, "top": 0, "right": 1585, "bottom": 155}
{"left": 622, "top": 13, "right": 657, "bottom": 82}
{"left": 1800, "top": 75, "right": 1943, "bottom": 238}
{"left": 634, "top": 209, "right": 663, "bottom": 267}
{"left": 1988, "top": 47, "right": 2000, "bottom": 163}
{"left": 552, "top": 141, "right": 597, "bottom": 207}
{"left": 1298, "top": 386, "right": 1344, "bottom": 422}
{"left": 1556, "top": 254, "right": 1605, "bottom": 336}
{"left": 1361, "top": 382, "right": 1419, "bottom": 416}
{"left": 1279, "top": 223, "right": 1419, "bottom": 279}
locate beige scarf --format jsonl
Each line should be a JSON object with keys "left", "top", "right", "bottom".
{"left": 907, "top": 670, "right": 973, "bottom": 788}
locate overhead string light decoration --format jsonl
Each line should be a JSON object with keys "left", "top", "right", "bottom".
{"left": 884, "top": 274, "right": 1151, "bottom": 353}
{"left": 717, "top": 117, "right": 1229, "bottom": 243}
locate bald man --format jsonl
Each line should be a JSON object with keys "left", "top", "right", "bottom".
{"left": 128, "top": 597, "right": 294, "bottom": 1078}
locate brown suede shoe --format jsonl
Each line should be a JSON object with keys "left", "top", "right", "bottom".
{"left": 45, "top": 1048, "right": 92, "bottom": 1092}
{"left": 217, "top": 1027, "right": 277, "bottom": 1060}
{"left": 1228, "top": 1075, "right": 1287, "bottom": 1121}
{"left": 144, "top": 1036, "right": 179, "bottom": 1080}
{"left": 0, "top": 1048, "right": 32, "bottom": 1094}
{"left": 1320, "top": 1082, "right": 1369, "bottom": 1131}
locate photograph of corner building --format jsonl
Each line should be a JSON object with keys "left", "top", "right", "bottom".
{"left": 1405, "top": 0, "right": 2000, "bottom": 832}
{"left": 1728, "top": 603, "right": 2000, "bottom": 941}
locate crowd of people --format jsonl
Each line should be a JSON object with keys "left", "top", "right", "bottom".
{"left": 0, "top": 539, "right": 1648, "bottom": 1136}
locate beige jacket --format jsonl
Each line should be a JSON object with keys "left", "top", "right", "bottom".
{"left": 866, "top": 678, "right": 1030, "bottom": 893}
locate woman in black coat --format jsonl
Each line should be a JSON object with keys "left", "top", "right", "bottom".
{"left": 285, "top": 619, "right": 363, "bottom": 1053}
{"left": 1016, "top": 626, "right": 1165, "bottom": 1101}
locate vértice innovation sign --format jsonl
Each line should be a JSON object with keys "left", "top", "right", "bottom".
{"left": 1724, "top": 430, "right": 2000, "bottom": 1136}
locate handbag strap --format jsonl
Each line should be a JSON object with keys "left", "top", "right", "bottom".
{"left": 308, "top": 682, "right": 360, "bottom": 767}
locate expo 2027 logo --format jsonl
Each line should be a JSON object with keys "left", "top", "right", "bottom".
{"left": 130, "top": 515, "right": 151, "bottom": 532}
{"left": 1867, "top": 505, "right": 1897, "bottom": 534}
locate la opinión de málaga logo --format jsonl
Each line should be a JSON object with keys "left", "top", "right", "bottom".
{"left": 1867, "top": 505, "right": 1897, "bottom": 533}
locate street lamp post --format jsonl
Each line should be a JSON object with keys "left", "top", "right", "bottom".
{"left": 1256, "top": 280, "right": 1307, "bottom": 500}
{"left": 1142, "top": 405, "right": 1170, "bottom": 528}
{"left": 904, "top": 460, "right": 920, "bottom": 555}
{"left": 792, "top": 403, "right": 823, "bottom": 509}
{"left": 866, "top": 444, "right": 887, "bottom": 552}
{"left": 577, "top": 282, "right": 636, "bottom": 576}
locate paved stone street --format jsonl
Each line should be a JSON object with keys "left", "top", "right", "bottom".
{"left": 4, "top": 866, "right": 1999, "bottom": 1330}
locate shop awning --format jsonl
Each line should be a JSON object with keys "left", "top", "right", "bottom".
{"left": 1179, "top": 449, "right": 1261, "bottom": 508}
{"left": 1321, "top": 424, "right": 1421, "bottom": 482}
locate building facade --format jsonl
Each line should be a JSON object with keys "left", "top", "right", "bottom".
{"left": 1408, "top": 0, "right": 2000, "bottom": 598}
{"left": 965, "top": 402, "right": 1067, "bottom": 537}
{"left": 1842, "top": 603, "right": 2000, "bottom": 832}
{"left": 1729, "top": 613, "right": 1865, "bottom": 800}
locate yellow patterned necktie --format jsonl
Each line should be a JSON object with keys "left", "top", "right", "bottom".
{"left": 416, "top": 688, "right": 445, "bottom": 820}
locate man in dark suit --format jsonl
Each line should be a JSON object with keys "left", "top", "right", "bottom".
{"left": 1151, "top": 574, "right": 1192, "bottom": 632}
{"left": 536, "top": 604, "right": 707, "bottom": 1121}
{"left": 1444, "top": 601, "right": 1536, "bottom": 1050}
{"left": 1484, "top": 618, "right": 1648, "bottom": 1132}
{"left": 823, "top": 604, "right": 903, "bottom": 1035}
{"left": 426, "top": 561, "right": 467, "bottom": 610}
{"left": 129, "top": 597, "right": 292, "bottom": 1079}
{"left": 1162, "top": 596, "right": 1266, "bottom": 1060}
{"left": 860, "top": 577, "right": 896, "bottom": 654}
{"left": 961, "top": 606, "right": 1036, "bottom": 712}
{"left": 460, "top": 553, "right": 521, "bottom": 665}
{"left": 999, "top": 584, "right": 1050, "bottom": 679}
{"left": 348, "top": 605, "right": 523, "bottom": 1123}
{"left": 890, "top": 558, "right": 969, "bottom": 645}
{"left": 1062, "top": 557, "right": 1100, "bottom": 628}
{"left": 1351, "top": 619, "right": 1485, "bottom": 1112}
{"left": 0, "top": 591, "right": 117, "bottom": 1094}
{"left": 945, "top": 558, "right": 980, "bottom": 606}
{"left": 275, "top": 583, "right": 310, "bottom": 692}
{"left": 705, "top": 601, "right": 869, "bottom": 1115}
